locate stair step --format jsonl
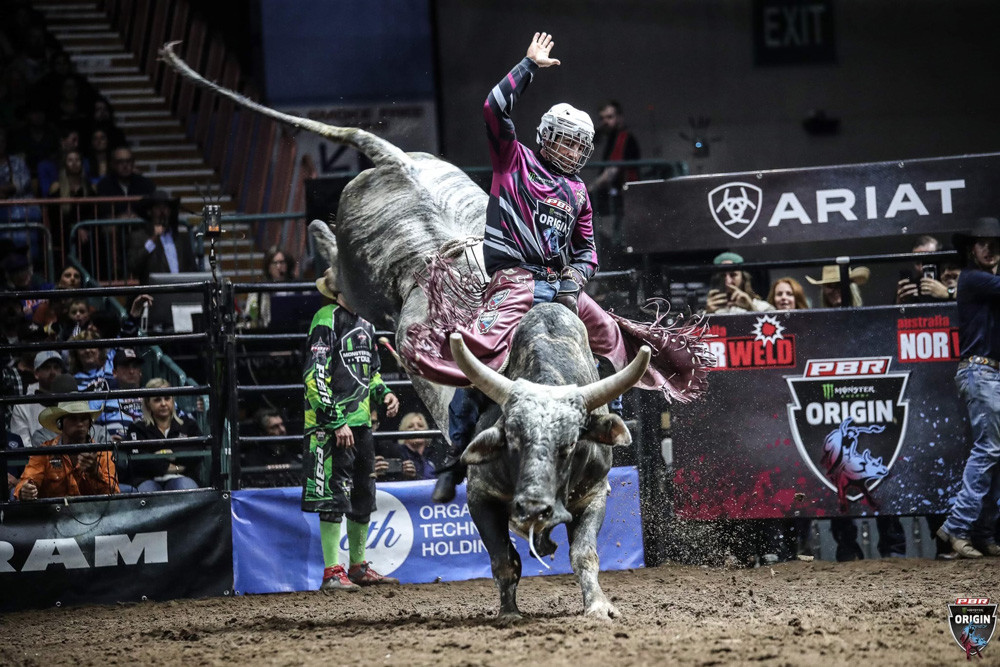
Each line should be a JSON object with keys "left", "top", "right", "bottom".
{"left": 108, "top": 95, "right": 167, "bottom": 105}
{"left": 150, "top": 168, "right": 217, "bottom": 178}
{"left": 128, "top": 133, "right": 189, "bottom": 144}
{"left": 75, "top": 62, "right": 142, "bottom": 75}
{"left": 36, "top": 3, "right": 101, "bottom": 11}
{"left": 89, "top": 74, "right": 149, "bottom": 84}
{"left": 115, "top": 118, "right": 186, "bottom": 130}
{"left": 116, "top": 111, "right": 173, "bottom": 123}
{"left": 56, "top": 31, "right": 118, "bottom": 40}
{"left": 122, "top": 125, "right": 185, "bottom": 138}
{"left": 137, "top": 158, "right": 206, "bottom": 170}
{"left": 43, "top": 11, "right": 106, "bottom": 21}
{"left": 62, "top": 43, "right": 128, "bottom": 54}
{"left": 152, "top": 172, "right": 218, "bottom": 187}
{"left": 50, "top": 24, "right": 112, "bottom": 33}
{"left": 131, "top": 144, "right": 203, "bottom": 156}
{"left": 104, "top": 87, "right": 158, "bottom": 97}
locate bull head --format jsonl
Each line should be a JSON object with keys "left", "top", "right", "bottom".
{"left": 449, "top": 333, "right": 650, "bottom": 526}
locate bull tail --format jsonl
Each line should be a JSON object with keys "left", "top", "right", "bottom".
{"left": 159, "top": 41, "right": 412, "bottom": 171}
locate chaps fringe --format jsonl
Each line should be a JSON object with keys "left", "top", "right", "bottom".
{"left": 607, "top": 299, "right": 716, "bottom": 403}
{"left": 400, "top": 245, "right": 486, "bottom": 365}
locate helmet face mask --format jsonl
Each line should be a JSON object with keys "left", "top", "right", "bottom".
{"left": 536, "top": 103, "right": 594, "bottom": 174}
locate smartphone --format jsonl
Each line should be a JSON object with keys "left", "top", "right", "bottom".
{"left": 384, "top": 458, "right": 404, "bottom": 474}
{"left": 922, "top": 264, "right": 938, "bottom": 282}
{"left": 898, "top": 269, "right": 914, "bottom": 283}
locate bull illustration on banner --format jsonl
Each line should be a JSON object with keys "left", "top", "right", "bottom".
{"left": 786, "top": 356, "right": 909, "bottom": 511}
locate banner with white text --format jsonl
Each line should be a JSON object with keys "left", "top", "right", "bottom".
{"left": 670, "top": 304, "right": 969, "bottom": 519}
{"left": 623, "top": 152, "right": 1000, "bottom": 252}
{"left": 0, "top": 489, "right": 232, "bottom": 611}
{"left": 230, "top": 467, "right": 644, "bottom": 594}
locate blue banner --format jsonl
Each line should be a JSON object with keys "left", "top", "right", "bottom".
{"left": 231, "top": 466, "right": 644, "bottom": 594}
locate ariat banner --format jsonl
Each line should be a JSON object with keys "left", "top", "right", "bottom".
{"left": 0, "top": 489, "right": 232, "bottom": 611}
{"left": 670, "top": 304, "right": 968, "bottom": 519}
{"left": 622, "top": 152, "right": 1000, "bottom": 252}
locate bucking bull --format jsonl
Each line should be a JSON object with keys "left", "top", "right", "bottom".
{"left": 161, "top": 43, "right": 710, "bottom": 620}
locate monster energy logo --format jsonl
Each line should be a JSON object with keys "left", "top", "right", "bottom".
{"left": 822, "top": 383, "right": 834, "bottom": 400}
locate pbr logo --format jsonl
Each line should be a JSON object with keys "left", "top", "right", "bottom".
{"left": 948, "top": 598, "right": 997, "bottom": 659}
{"left": 339, "top": 327, "right": 374, "bottom": 386}
{"left": 708, "top": 181, "right": 763, "bottom": 239}
{"left": 786, "top": 357, "right": 909, "bottom": 507}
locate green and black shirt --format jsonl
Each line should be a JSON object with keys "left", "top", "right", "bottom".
{"left": 303, "top": 304, "right": 391, "bottom": 435}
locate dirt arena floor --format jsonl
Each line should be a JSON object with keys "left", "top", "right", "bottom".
{"left": 3, "top": 558, "right": 999, "bottom": 666}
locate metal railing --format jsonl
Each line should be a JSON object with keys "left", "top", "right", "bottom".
{"left": 0, "top": 196, "right": 143, "bottom": 280}
{"left": 0, "top": 281, "right": 219, "bottom": 504}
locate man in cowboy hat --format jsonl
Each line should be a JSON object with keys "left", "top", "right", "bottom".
{"left": 127, "top": 190, "right": 198, "bottom": 283}
{"left": 13, "top": 397, "right": 119, "bottom": 501}
{"left": 302, "top": 268, "right": 401, "bottom": 589}
{"left": 937, "top": 217, "right": 1000, "bottom": 558}
{"left": 806, "top": 264, "right": 871, "bottom": 308}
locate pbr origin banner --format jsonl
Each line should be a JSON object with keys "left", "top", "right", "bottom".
{"left": 670, "top": 304, "right": 968, "bottom": 519}
{"left": 622, "top": 152, "right": 1000, "bottom": 252}
{"left": 0, "top": 489, "right": 233, "bottom": 611}
{"left": 230, "top": 467, "right": 644, "bottom": 594}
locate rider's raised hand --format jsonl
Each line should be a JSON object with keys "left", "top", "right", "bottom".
{"left": 526, "top": 32, "right": 561, "bottom": 68}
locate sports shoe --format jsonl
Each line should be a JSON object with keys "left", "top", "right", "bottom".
{"left": 936, "top": 527, "right": 983, "bottom": 559}
{"left": 320, "top": 565, "right": 361, "bottom": 591}
{"left": 348, "top": 561, "right": 399, "bottom": 586}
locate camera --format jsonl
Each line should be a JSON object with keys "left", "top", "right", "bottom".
{"left": 202, "top": 203, "right": 223, "bottom": 239}
{"left": 384, "top": 458, "right": 404, "bottom": 474}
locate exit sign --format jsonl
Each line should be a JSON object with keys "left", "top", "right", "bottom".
{"left": 754, "top": 0, "right": 836, "bottom": 66}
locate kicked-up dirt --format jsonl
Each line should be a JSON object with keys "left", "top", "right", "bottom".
{"left": 3, "top": 558, "right": 998, "bottom": 665}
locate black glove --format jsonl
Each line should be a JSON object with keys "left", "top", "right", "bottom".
{"left": 556, "top": 276, "right": 580, "bottom": 315}
{"left": 555, "top": 293, "right": 578, "bottom": 314}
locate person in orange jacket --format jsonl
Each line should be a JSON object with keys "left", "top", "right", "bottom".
{"left": 14, "top": 399, "right": 119, "bottom": 500}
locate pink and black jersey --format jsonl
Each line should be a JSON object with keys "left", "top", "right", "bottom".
{"left": 482, "top": 57, "right": 598, "bottom": 283}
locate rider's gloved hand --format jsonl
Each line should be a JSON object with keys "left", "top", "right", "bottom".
{"left": 556, "top": 276, "right": 580, "bottom": 315}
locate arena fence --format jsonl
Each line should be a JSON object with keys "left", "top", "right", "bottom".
{"left": 0, "top": 247, "right": 973, "bottom": 609}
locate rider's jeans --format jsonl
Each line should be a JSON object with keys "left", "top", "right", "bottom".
{"left": 942, "top": 363, "right": 1000, "bottom": 542}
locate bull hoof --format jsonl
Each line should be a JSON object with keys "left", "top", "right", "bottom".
{"left": 584, "top": 599, "right": 621, "bottom": 620}
{"left": 496, "top": 610, "right": 523, "bottom": 626}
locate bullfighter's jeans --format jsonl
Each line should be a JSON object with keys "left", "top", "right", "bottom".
{"left": 942, "top": 363, "right": 1000, "bottom": 542}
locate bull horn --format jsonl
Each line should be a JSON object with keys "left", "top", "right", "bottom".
{"left": 579, "top": 346, "right": 651, "bottom": 412}
{"left": 449, "top": 333, "right": 514, "bottom": 405}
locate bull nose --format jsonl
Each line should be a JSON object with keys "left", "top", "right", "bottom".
{"left": 514, "top": 499, "right": 553, "bottom": 522}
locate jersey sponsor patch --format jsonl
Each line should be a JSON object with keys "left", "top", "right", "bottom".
{"left": 477, "top": 310, "right": 499, "bottom": 334}
{"left": 339, "top": 327, "right": 374, "bottom": 387}
{"left": 487, "top": 288, "right": 511, "bottom": 310}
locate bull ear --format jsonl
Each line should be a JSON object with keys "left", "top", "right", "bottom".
{"left": 460, "top": 426, "right": 506, "bottom": 464}
{"left": 583, "top": 414, "right": 632, "bottom": 447}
